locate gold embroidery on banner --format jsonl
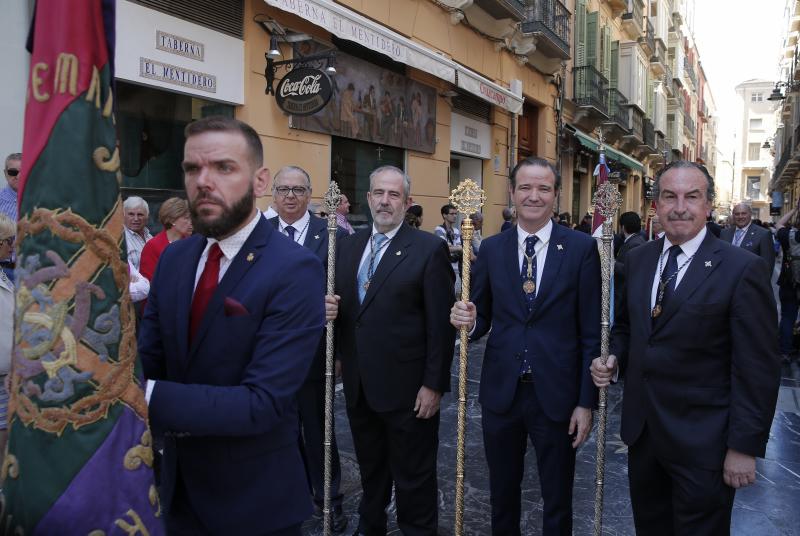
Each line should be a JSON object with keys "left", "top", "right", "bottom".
{"left": 103, "top": 90, "right": 114, "bottom": 118}
{"left": 54, "top": 53, "right": 79, "bottom": 95}
{"left": 86, "top": 66, "right": 102, "bottom": 109}
{"left": 2, "top": 454, "right": 19, "bottom": 480}
{"left": 93, "top": 147, "right": 120, "bottom": 173}
{"left": 114, "top": 509, "right": 150, "bottom": 536}
{"left": 124, "top": 431, "right": 154, "bottom": 470}
{"left": 32, "top": 63, "right": 50, "bottom": 102}
{"left": 149, "top": 485, "right": 162, "bottom": 518}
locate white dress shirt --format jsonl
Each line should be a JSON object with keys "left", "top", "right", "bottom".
{"left": 732, "top": 224, "right": 750, "bottom": 247}
{"left": 517, "top": 219, "right": 553, "bottom": 297}
{"left": 358, "top": 223, "right": 403, "bottom": 276}
{"left": 194, "top": 210, "right": 262, "bottom": 291}
{"left": 277, "top": 211, "right": 311, "bottom": 246}
{"left": 650, "top": 226, "right": 707, "bottom": 309}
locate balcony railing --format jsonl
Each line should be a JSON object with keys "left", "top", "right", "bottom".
{"left": 606, "top": 88, "right": 629, "bottom": 130}
{"left": 684, "top": 113, "right": 696, "bottom": 138}
{"left": 521, "top": 0, "right": 571, "bottom": 59}
{"left": 573, "top": 65, "right": 609, "bottom": 115}
{"left": 639, "top": 18, "right": 655, "bottom": 55}
{"left": 474, "top": 0, "right": 527, "bottom": 21}
{"left": 643, "top": 118, "right": 656, "bottom": 148}
{"left": 683, "top": 57, "right": 697, "bottom": 88}
{"left": 774, "top": 141, "right": 792, "bottom": 181}
{"left": 663, "top": 64, "right": 673, "bottom": 95}
{"left": 627, "top": 106, "right": 644, "bottom": 141}
{"left": 621, "top": 0, "right": 644, "bottom": 36}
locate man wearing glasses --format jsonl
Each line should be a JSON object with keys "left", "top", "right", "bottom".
{"left": 267, "top": 165, "right": 350, "bottom": 532}
{"left": 0, "top": 153, "right": 21, "bottom": 222}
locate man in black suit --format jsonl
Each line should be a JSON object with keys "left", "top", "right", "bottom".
{"left": 591, "top": 161, "right": 781, "bottom": 535}
{"left": 325, "top": 165, "right": 455, "bottom": 536}
{"left": 267, "top": 165, "right": 349, "bottom": 532}
{"left": 721, "top": 202, "right": 776, "bottom": 271}
{"left": 614, "top": 211, "right": 646, "bottom": 304}
{"left": 450, "top": 157, "right": 600, "bottom": 535}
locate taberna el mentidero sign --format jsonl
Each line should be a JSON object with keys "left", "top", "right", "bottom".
{"left": 275, "top": 67, "right": 333, "bottom": 116}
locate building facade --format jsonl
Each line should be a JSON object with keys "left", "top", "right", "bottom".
{"left": 7, "top": 0, "right": 718, "bottom": 235}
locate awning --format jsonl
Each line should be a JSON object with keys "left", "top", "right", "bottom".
{"left": 264, "top": 0, "right": 524, "bottom": 114}
{"left": 572, "top": 128, "right": 644, "bottom": 172}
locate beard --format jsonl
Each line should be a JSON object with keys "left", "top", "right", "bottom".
{"left": 190, "top": 183, "right": 255, "bottom": 239}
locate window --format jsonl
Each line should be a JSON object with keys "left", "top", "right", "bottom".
{"left": 749, "top": 118, "right": 763, "bottom": 130}
{"left": 747, "top": 176, "right": 761, "bottom": 200}
{"left": 748, "top": 143, "right": 761, "bottom": 161}
{"left": 751, "top": 92, "right": 763, "bottom": 102}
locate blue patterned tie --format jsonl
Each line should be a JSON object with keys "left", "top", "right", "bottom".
{"left": 520, "top": 235, "right": 538, "bottom": 375}
{"left": 357, "top": 233, "right": 388, "bottom": 303}
{"left": 285, "top": 225, "right": 296, "bottom": 242}
{"left": 733, "top": 228, "right": 744, "bottom": 247}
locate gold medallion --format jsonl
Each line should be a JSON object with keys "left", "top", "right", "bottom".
{"left": 651, "top": 304, "right": 662, "bottom": 318}
{"left": 522, "top": 279, "right": 536, "bottom": 294}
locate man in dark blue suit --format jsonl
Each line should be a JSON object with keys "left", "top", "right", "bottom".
{"left": 267, "top": 165, "right": 349, "bottom": 532}
{"left": 592, "top": 161, "right": 781, "bottom": 535}
{"left": 451, "top": 157, "right": 601, "bottom": 535}
{"left": 139, "top": 117, "right": 326, "bottom": 535}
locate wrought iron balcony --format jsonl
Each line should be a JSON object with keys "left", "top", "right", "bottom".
{"left": 683, "top": 57, "right": 697, "bottom": 89}
{"left": 624, "top": 106, "right": 645, "bottom": 143}
{"left": 642, "top": 118, "right": 656, "bottom": 150}
{"left": 573, "top": 65, "right": 609, "bottom": 115}
{"left": 684, "top": 113, "right": 696, "bottom": 138}
{"left": 638, "top": 18, "right": 655, "bottom": 56}
{"left": 474, "top": 0, "right": 527, "bottom": 21}
{"left": 521, "top": 0, "right": 571, "bottom": 59}
{"left": 604, "top": 88, "right": 630, "bottom": 132}
{"left": 663, "top": 64, "right": 674, "bottom": 96}
{"left": 621, "top": 0, "right": 644, "bottom": 39}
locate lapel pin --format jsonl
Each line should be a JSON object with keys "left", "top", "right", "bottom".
{"left": 557, "top": 244, "right": 563, "bottom": 251}
{"left": 704, "top": 261, "right": 712, "bottom": 267}
{"left": 314, "top": 235, "right": 320, "bottom": 240}
{"left": 395, "top": 250, "right": 402, "bottom": 256}
{"left": 246, "top": 253, "right": 254, "bottom": 262}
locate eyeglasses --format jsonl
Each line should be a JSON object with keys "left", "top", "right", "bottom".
{"left": 5, "top": 169, "right": 19, "bottom": 177}
{"left": 274, "top": 186, "right": 309, "bottom": 197}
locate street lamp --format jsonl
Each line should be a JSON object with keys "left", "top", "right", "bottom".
{"left": 767, "top": 81, "right": 800, "bottom": 101}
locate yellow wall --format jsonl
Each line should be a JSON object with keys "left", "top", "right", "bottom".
{"left": 242, "top": 0, "right": 555, "bottom": 236}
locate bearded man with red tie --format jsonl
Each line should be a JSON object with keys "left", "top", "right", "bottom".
{"left": 139, "top": 116, "right": 325, "bottom": 535}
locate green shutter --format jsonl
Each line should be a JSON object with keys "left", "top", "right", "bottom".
{"left": 587, "top": 11, "right": 599, "bottom": 68}
{"left": 575, "top": 0, "right": 587, "bottom": 66}
{"left": 610, "top": 40, "right": 619, "bottom": 89}
{"left": 602, "top": 26, "right": 612, "bottom": 80}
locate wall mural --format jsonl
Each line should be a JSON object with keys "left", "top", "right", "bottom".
{"left": 290, "top": 45, "right": 437, "bottom": 154}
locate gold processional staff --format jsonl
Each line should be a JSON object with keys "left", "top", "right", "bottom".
{"left": 449, "top": 179, "right": 486, "bottom": 536}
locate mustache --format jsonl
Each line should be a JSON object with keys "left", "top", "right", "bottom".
{"left": 191, "top": 191, "right": 224, "bottom": 206}
{"left": 667, "top": 213, "right": 694, "bottom": 221}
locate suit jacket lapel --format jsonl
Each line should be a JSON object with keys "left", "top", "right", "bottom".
{"left": 504, "top": 226, "right": 529, "bottom": 316}
{"left": 652, "top": 232, "right": 721, "bottom": 332}
{"left": 529, "top": 224, "right": 566, "bottom": 319}
{"left": 187, "top": 218, "right": 270, "bottom": 361}
{"left": 358, "top": 224, "right": 411, "bottom": 316}
{"left": 303, "top": 215, "right": 327, "bottom": 256}
{"left": 636, "top": 239, "right": 663, "bottom": 338}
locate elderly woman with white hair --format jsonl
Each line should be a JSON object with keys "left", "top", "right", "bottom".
{"left": 0, "top": 213, "right": 15, "bottom": 464}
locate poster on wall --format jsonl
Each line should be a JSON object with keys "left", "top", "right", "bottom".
{"left": 290, "top": 45, "right": 437, "bottom": 154}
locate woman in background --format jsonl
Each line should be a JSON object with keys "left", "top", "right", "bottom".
{"left": 139, "top": 197, "right": 192, "bottom": 281}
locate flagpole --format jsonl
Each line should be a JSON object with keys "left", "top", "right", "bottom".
{"left": 322, "top": 182, "right": 342, "bottom": 536}
{"left": 449, "top": 179, "right": 485, "bottom": 536}
{"left": 592, "top": 134, "right": 622, "bottom": 536}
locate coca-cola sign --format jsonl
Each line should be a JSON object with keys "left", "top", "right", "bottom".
{"left": 275, "top": 67, "right": 332, "bottom": 116}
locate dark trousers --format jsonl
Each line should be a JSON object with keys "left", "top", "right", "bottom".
{"left": 297, "top": 379, "right": 344, "bottom": 508}
{"left": 779, "top": 285, "right": 798, "bottom": 355}
{"left": 346, "top": 393, "right": 440, "bottom": 536}
{"left": 482, "top": 381, "right": 576, "bottom": 536}
{"left": 164, "top": 471, "right": 303, "bottom": 536}
{"left": 628, "top": 426, "right": 736, "bottom": 536}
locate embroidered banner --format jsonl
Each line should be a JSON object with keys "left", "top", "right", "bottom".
{"left": 2, "top": 1, "right": 163, "bottom": 533}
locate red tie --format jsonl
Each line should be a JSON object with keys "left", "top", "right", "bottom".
{"left": 190, "top": 243, "right": 224, "bottom": 343}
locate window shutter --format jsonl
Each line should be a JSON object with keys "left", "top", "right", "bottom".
{"left": 610, "top": 40, "right": 619, "bottom": 89}
{"left": 575, "top": 0, "right": 587, "bottom": 66}
{"left": 586, "top": 11, "right": 599, "bottom": 68}
{"left": 602, "top": 27, "right": 612, "bottom": 80}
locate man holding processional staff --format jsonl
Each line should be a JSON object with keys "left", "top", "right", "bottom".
{"left": 451, "top": 157, "right": 601, "bottom": 535}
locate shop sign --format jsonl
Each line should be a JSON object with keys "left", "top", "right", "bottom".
{"left": 139, "top": 58, "right": 217, "bottom": 93}
{"left": 450, "top": 112, "right": 491, "bottom": 159}
{"left": 156, "top": 30, "right": 204, "bottom": 61}
{"left": 275, "top": 67, "right": 333, "bottom": 116}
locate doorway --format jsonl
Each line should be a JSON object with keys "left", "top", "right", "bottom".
{"left": 331, "top": 137, "right": 404, "bottom": 231}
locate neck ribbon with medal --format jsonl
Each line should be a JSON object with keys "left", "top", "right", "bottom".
{"left": 520, "top": 237, "right": 544, "bottom": 295}
{"left": 651, "top": 247, "right": 695, "bottom": 318}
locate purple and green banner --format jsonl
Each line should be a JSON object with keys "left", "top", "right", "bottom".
{"left": 3, "top": 1, "right": 163, "bottom": 533}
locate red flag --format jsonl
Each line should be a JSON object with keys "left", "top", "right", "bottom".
{"left": 591, "top": 151, "right": 610, "bottom": 235}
